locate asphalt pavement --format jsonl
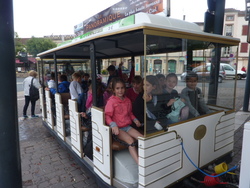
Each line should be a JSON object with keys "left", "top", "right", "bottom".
{"left": 17, "top": 79, "right": 250, "bottom": 188}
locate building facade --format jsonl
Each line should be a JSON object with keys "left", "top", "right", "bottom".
{"left": 224, "top": 8, "right": 248, "bottom": 70}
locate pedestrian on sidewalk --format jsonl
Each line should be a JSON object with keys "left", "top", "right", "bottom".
{"left": 22, "top": 70, "right": 40, "bottom": 118}
{"left": 241, "top": 66, "right": 247, "bottom": 72}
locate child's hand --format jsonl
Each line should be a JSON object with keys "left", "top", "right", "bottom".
{"left": 80, "top": 112, "right": 87, "bottom": 119}
{"left": 112, "top": 126, "right": 119, "bottom": 135}
{"left": 167, "top": 99, "right": 176, "bottom": 106}
{"left": 45, "top": 87, "right": 50, "bottom": 91}
{"left": 144, "top": 94, "right": 152, "bottom": 102}
{"left": 134, "top": 119, "right": 141, "bottom": 127}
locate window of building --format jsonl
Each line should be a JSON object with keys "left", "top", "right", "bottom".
{"left": 225, "top": 25, "right": 233, "bottom": 36}
{"left": 223, "top": 47, "right": 231, "bottom": 56}
{"left": 240, "top": 43, "right": 248, "bottom": 53}
{"left": 242, "top": 25, "right": 248, "bottom": 36}
{"left": 226, "top": 15, "right": 234, "bottom": 21}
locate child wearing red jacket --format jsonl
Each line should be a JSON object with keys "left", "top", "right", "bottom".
{"left": 105, "top": 78, "right": 143, "bottom": 164}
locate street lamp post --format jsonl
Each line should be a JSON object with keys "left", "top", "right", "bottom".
{"left": 0, "top": 0, "right": 22, "bottom": 187}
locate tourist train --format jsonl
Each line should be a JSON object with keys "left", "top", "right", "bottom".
{"left": 37, "top": 12, "right": 240, "bottom": 187}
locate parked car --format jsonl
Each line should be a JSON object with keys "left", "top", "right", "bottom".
{"left": 220, "top": 63, "right": 246, "bottom": 80}
{"left": 180, "top": 63, "right": 226, "bottom": 83}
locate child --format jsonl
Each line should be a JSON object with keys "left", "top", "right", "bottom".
{"left": 164, "top": 73, "right": 188, "bottom": 122}
{"left": 81, "top": 73, "right": 90, "bottom": 93}
{"left": 85, "top": 84, "right": 93, "bottom": 113}
{"left": 118, "top": 61, "right": 135, "bottom": 88}
{"left": 144, "top": 75, "right": 169, "bottom": 132}
{"left": 105, "top": 78, "right": 143, "bottom": 164}
{"left": 47, "top": 72, "right": 56, "bottom": 89}
{"left": 180, "top": 71, "right": 212, "bottom": 118}
{"left": 107, "top": 65, "right": 119, "bottom": 86}
{"left": 156, "top": 74, "right": 167, "bottom": 93}
{"left": 126, "top": 75, "right": 143, "bottom": 103}
{"left": 69, "top": 72, "right": 83, "bottom": 100}
{"left": 86, "top": 75, "right": 106, "bottom": 111}
{"left": 49, "top": 74, "right": 70, "bottom": 94}
{"left": 103, "top": 79, "right": 113, "bottom": 106}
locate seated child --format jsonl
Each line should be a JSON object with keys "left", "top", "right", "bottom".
{"left": 107, "top": 65, "right": 119, "bottom": 86}
{"left": 126, "top": 75, "right": 143, "bottom": 103}
{"left": 145, "top": 75, "right": 170, "bottom": 132}
{"left": 49, "top": 74, "right": 70, "bottom": 94}
{"left": 164, "top": 73, "right": 189, "bottom": 122}
{"left": 103, "top": 79, "right": 113, "bottom": 106}
{"left": 156, "top": 74, "right": 167, "bottom": 93}
{"left": 118, "top": 61, "right": 135, "bottom": 88}
{"left": 47, "top": 72, "right": 56, "bottom": 89}
{"left": 69, "top": 72, "right": 83, "bottom": 100}
{"left": 180, "top": 71, "right": 212, "bottom": 118}
{"left": 105, "top": 78, "right": 143, "bottom": 164}
{"left": 81, "top": 73, "right": 90, "bottom": 93}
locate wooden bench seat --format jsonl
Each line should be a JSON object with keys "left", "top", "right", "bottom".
{"left": 112, "top": 140, "right": 128, "bottom": 151}
{"left": 60, "top": 93, "right": 71, "bottom": 120}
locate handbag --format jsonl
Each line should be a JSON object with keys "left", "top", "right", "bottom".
{"left": 29, "top": 78, "right": 39, "bottom": 102}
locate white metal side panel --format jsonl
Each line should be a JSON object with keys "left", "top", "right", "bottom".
{"left": 55, "top": 93, "right": 66, "bottom": 141}
{"left": 68, "top": 99, "right": 82, "bottom": 158}
{"left": 45, "top": 90, "right": 54, "bottom": 129}
{"left": 138, "top": 112, "right": 230, "bottom": 188}
{"left": 91, "top": 108, "right": 112, "bottom": 186}
{"left": 239, "top": 121, "right": 250, "bottom": 188}
{"left": 199, "top": 112, "right": 234, "bottom": 167}
{"left": 138, "top": 127, "right": 198, "bottom": 188}
{"left": 39, "top": 88, "right": 46, "bottom": 120}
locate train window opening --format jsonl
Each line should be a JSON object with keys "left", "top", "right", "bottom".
{"left": 144, "top": 34, "right": 238, "bottom": 136}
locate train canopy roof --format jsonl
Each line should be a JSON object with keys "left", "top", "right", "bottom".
{"left": 37, "top": 12, "right": 240, "bottom": 60}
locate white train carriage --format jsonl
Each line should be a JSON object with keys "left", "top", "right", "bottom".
{"left": 37, "top": 12, "right": 240, "bottom": 187}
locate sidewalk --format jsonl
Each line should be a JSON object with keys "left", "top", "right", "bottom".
{"left": 228, "top": 109, "right": 250, "bottom": 169}
{"left": 19, "top": 117, "right": 98, "bottom": 188}
{"left": 17, "top": 91, "right": 98, "bottom": 188}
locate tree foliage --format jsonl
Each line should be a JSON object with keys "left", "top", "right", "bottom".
{"left": 26, "top": 37, "right": 57, "bottom": 57}
{"left": 14, "top": 32, "right": 26, "bottom": 56}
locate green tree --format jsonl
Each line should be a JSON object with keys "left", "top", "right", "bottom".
{"left": 14, "top": 32, "right": 26, "bottom": 56}
{"left": 26, "top": 37, "right": 57, "bottom": 57}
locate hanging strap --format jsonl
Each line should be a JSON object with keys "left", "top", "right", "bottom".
{"left": 30, "top": 78, "right": 34, "bottom": 87}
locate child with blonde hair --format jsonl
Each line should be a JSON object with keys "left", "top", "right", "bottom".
{"left": 105, "top": 78, "right": 143, "bottom": 164}
{"left": 69, "top": 72, "right": 83, "bottom": 100}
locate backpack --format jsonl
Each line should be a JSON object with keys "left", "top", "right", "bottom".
{"left": 166, "top": 97, "right": 185, "bottom": 122}
{"left": 29, "top": 78, "right": 39, "bottom": 102}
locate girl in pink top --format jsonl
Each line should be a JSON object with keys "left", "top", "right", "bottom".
{"left": 105, "top": 78, "right": 143, "bottom": 164}
{"left": 86, "top": 84, "right": 92, "bottom": 112}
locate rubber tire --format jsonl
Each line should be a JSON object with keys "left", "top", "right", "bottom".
{"left": 237, "top": 74, "right": 242, "bottom": 80}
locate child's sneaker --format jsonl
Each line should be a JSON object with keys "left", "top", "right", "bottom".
{"left": 31, "top": 115, "right": 39, "bottom": 118}
{"left": 23, "top": 115, "right": 28, "bottom": 120}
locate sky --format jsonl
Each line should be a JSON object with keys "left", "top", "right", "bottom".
{"left": 13, "top": 0, "right": 245, "bottom": 38}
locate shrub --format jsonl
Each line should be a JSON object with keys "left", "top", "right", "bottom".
{"left": 101, "top": 69, "right": 108, "bottom": 75}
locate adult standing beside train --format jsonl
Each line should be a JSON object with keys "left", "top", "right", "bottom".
{"left": 22, "top": 70, "right": 40, "bottom": 118}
